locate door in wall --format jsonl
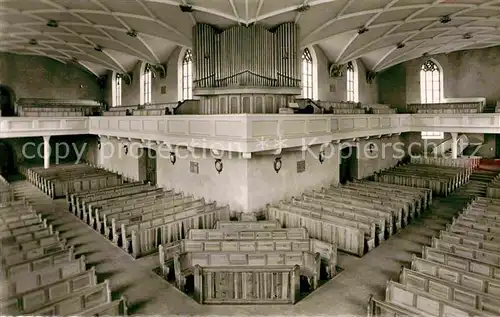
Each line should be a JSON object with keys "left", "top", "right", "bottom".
{"left": 145, "top": 148, "right": 157, "bottom": 185}
{"left": 339, "top": 146, "right": 357, "bottom": 184}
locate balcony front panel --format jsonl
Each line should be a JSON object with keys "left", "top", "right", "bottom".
{"left": 0, "top": 117, "right": 89, "bottom": 138}
{"left": 411, "top": 114, "right": 500, "bottom": 133}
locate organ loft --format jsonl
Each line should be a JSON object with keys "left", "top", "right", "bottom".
{"left": 1, "top": 0, "right": 500, "bottom": 315}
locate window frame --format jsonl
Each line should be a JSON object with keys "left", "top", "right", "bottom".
{"left": 420, "top": 59, "right": 442, "bottom": 104}
{"left": 346, "top": 61, "right": 358, "bottom": 102}
{"left": 302, "top": 48, "right": 313, "bottom": 99}
{"left": 143, "top": 64, "right": 152, "bottom": 104}
{"left": 182, "top": 49, "right": 193, "bottom": 101}
{"left": 114, "top": 73, "right": 122, "bottom": 107}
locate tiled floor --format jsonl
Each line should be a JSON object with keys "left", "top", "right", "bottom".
{"left": 10, "top": 173, "right": 490, "bottom": 316}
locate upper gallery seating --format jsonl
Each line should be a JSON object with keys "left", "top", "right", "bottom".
{"left": 319, "top": 101, "right": 365, "bottom": 114}
{"left": 362, "top": 104, "right": 396, "bottom": 114}
{"left": 0, "top": 175, "right": 13, "bottom": 203}
{"left": 407, "top": 101, "right": 484, "bottom": 114}
{"left": 103, "top": 103, "right": 178, "bottom": 116}
{"left": 368, "top": 193, "right": 500, "bottom": 317}
{"left": 374, "top": 163, "right": 470, "bottom": 196}
{"left": 17, "top": 99, "right": 102, "bottom": 117}
{"left": 158, "top": 219, "right": 338, "bottom": 304}
{"left": 102, "top": 105, "right": 137, "bottom": 116}
{"left": 268, "top": 179, "right": 431, "bottom": 257}
{"left": 0, "top": 180, "right": 127, "bottom": 315}
{"left": 21, "top": 164, "right": 123, "bottom": 199}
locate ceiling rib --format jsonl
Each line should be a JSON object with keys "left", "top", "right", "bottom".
{"left": 369, "top": 0, "right": 500, "bottom": 69}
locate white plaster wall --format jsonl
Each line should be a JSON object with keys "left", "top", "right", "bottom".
{"left": 247, "top": 144, "right": 340, "bottom": 212}
{"left": 99, "top": 137, "right": 140, "bottom": 180}
{"left": 156, "top": 149, "right": 248, "bottom": 213}
{"left": 356, "top": 135, "right": 403, "bottom": 179}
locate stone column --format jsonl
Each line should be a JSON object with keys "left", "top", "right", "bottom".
{"left": 43, "top": 136, "right": 51, "bottom": 169}
{"left": 451, "top": 132, "right": 458, "bottom": 159}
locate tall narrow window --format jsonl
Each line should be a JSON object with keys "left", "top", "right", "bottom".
{"left": 115, "top": 73, "right": 122, "bottom": 107}
{"left": 346, "top": 61, "right": 358, "bottom": 102}
{"left": 143, "top": 64, "right": 152, "bottom": 104}
{"left": 420, "top": 60, "right": 441, "bottom": 103}
{"left": 182, "top": 49, "right": 193, "bottom": 100}
{"left": 302, "top": 48, "right": 313, "bottom": 99}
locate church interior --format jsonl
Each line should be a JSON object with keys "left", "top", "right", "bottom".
{"left": 2, "top": 0, "right": 500, "bottom": 315}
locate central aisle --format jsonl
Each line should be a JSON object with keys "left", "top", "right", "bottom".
{"left": 10, "top": 169, "right": 494, "bottom": 315}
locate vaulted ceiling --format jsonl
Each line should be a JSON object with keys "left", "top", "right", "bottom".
{"left": 1, "top": 0, "right": 500, "bottom": 76}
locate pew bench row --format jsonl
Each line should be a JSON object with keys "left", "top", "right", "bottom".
{"left": 368, "top": 190, "right": 500, "bottom": 317}
{"left": 0, "top": 199, "right": 127, "bottom": 315}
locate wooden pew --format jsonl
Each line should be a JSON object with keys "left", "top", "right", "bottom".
{"left": 411, "top": 156, "right": 481, "bottom": 172}
{"left": 431, "top": 237, "right": 500, "bottom": 267}
{"left": 215, "top": 220, "right": 280, "bottom": 230}
{"left": 305, "top": 190, "right": 403, "bottom": 232}
{"left": 322, "top": 187, "right": 411, "bottom": 223}
{"left": 87, "top": 189, "right": 177, "bottom": 227}
{"left": 374, "top": 164, "right": 468, "bottom": 196}
{"left": 26, "top": 164, "right": 122, "bottom": 199}
{"left": 0, "top": 220, "right": 50, "bottom": 240}
{"left": 3, "top": 256, "right": 86, "bottom": 296}
{"left": 422, "top": 246, "right": 500, "bottom": 279}
{"left": 1, "top": 229, "right": 63, "bottom": 256}
{"left": 2, "top": 246, "right": 75, "bottom": 280}
{"left": 339, "top": 183, "right": 419, "bottom": 218}
{"left": 451, "top": 217, "right": 500, "bottom": 235}
{"left": 300, "top": 193, "right": 395, "bottom": 236}
{"left": 289, "top": 197, "right": 386, "bottom": 243}
{"left": 367, "top": 294, "right": 422, "bottom": 317}
{"left": 108, "top": 197, "right": 203, "bottom": 243}
{"left": 69, "top": 181, "right": 143, "bottom": 211}
{"left": 276, "top": 201, "right": 377, "bottom": 253}
{"left": 399, "top": 267, "right": 500, "bottom": 313}
{"left": 123, "top": 204, "right": 230, "bottom": 258}
{"left": 439, "top": 230, "right": 500, "bottom": 253}
{"left": 382, "top": 280, "right": 494, "bottom": 317}
{"left": 268, "top": 205, "right": 366, "bottom": 256}
{"left": 29, "top": 279, "right": 126, "bottom": 316}
{"left": 1, "top": 267, "right": 98, "bottom": 314}
{"left": 74, "top": 183, "right": 155, "bottom": 219}
{"left": 348, "top": 180, "right": 431, "bottom": 211}
{"left": 410, "top": 256, "right": 500, "bottom": 297}
{"left": 82, "top": 187, "right": 166, "bottom": 222}
{"left": 357, "top": 180, "right": 432, "bottom": 208}
{"left": 0, "top": 175, "right": 13, "bottom": 203}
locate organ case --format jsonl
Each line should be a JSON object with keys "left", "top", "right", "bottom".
{"left": 192, "top": 23, "right": 301, "bottom": 90}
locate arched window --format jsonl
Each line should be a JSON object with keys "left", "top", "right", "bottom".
{"left": 420, "top": 60, "right": 441, "bottom": 103}
{"left": 302, "top": 48, "right": 313, "bottom": 99}
{"left": 346, "top": 61, "right": 358, "bottom": 102}
{"left": 143, "top": 64, "right": 152, "bottom": 104}
{"left": 182, "top": 49, "right": 193, "bottom": 100}
{"left": 114, "top": 73, "right": 122, "bottom": 107}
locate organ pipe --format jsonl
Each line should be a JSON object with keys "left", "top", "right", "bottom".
{"left": 192, "top": 23, "right": 300, "bottom": 89}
